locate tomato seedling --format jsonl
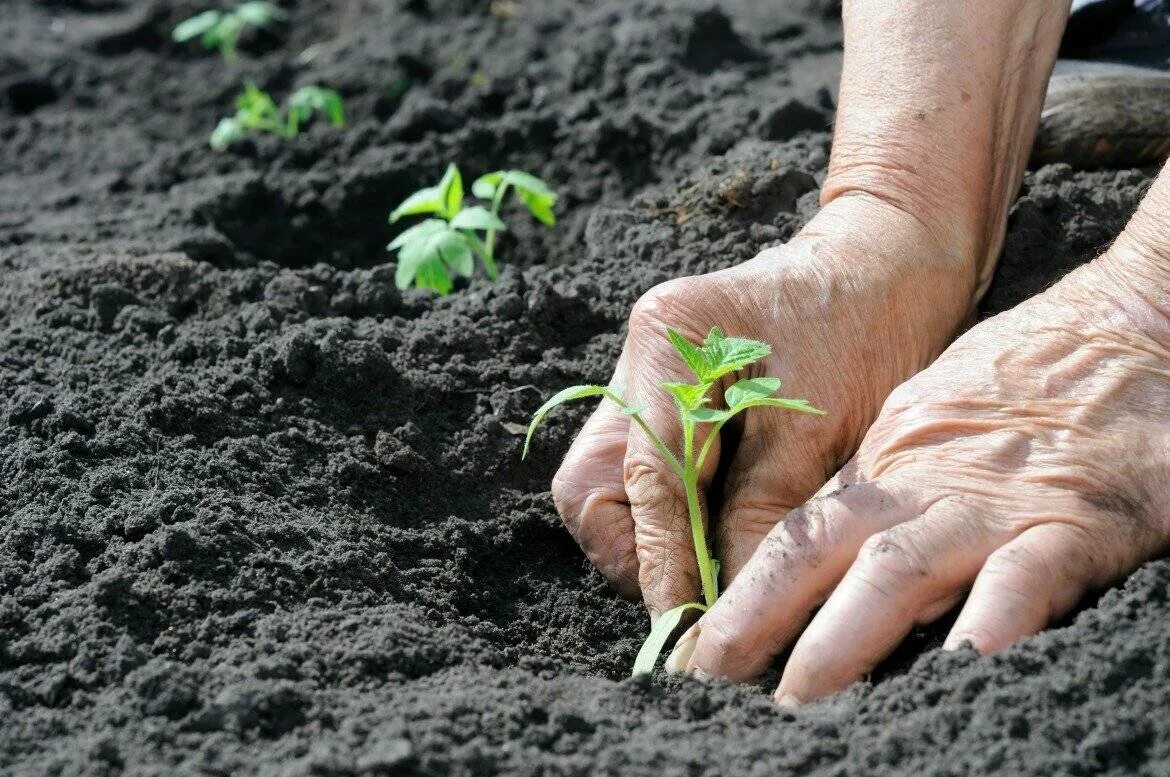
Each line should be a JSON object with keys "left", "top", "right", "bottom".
{"left": 388, "top": 164, "right": 556, "bottom": 295}
{"left": 173, "top": 2, "right": 286, "bottom": 63}
{"left": 524, "top": 327, "right": 825, "bottom": 675}
{"left": 210, "top": 83, "right": 346, "bottom": 150}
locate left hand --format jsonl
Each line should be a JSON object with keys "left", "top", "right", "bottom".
{"left": 668, "top": 245, "right": 1170, "bottom": 704}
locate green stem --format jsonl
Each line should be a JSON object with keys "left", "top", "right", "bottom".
{"left": 482, "top": 182, "right": 509, "bottom": 280}
{"left": 683, "top": 420, "right": 718, "bottom": 607}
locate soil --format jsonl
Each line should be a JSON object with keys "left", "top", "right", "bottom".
{"left": 2, "top": 1, "right": 1168, "bottom": 775}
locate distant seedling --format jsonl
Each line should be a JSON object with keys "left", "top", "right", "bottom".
{"left": 524, "top": 327, "right": 825, "bottom": 676}
{"left": 388, "top": 164, "right": 557, "bottom": 295}
{"left": 211, "top": 83, "right": 346, "bottom": 151}
{"left": 173, "top": 1, "right": 287, "bottom": 63}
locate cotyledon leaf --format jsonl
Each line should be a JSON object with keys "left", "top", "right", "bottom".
{"left": 632, "top": 601, "right": 708, "bottom": 676}
{"left": 523, "top": 385, "right": 622, "bottom": 459}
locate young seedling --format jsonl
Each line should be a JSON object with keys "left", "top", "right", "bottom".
{"left": 210, "top": 83, "right": 345, "bottom": 151}
{"left": 173, "top": 1, "right": 287, "bottom": 63}
{"left": 523, "top": 327, "right": 825, "bottom": 675}
{"left": 388, "top": 165, "right": 556, "bottom": 295}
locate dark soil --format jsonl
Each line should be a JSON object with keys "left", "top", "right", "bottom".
{"left": 2, "top": 1, "right": 1168, "bottom": 775}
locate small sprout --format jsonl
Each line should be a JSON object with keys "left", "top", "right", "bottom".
{"left": 524, "top": 327, "right": 825, "bottom": 676}
{"left": 173, "top": 1, "right": 287, "bottom": 63}
{"left": 211, "top": 83, "right": 345, "bottom": 151}
{"left": 388, "top": 164, "right": 557, "bottom": 295}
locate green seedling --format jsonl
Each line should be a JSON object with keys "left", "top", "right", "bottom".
{"left": 210, "top": 83, "right": 345, "bottom": 151}
{"left": 388, "top": 164, "right": 556, "bottom": 295}
{"left": 524, "top": 327, "right": 825, "bottom": 676}
{"left": 173, "top": 1, "right": 287, "bottom": 63}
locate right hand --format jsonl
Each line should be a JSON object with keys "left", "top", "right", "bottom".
{"left": 550, "top": 193, "right": 982, "bottom": 618}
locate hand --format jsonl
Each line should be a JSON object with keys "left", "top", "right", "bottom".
{"left": 673, "top": 240, "right": 1170, "bottom": 703}
{"left": 550, "top": 194, "right": 981, "bottom": 618}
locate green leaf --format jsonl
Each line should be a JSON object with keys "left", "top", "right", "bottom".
{"left": 438, "top": 163, "right": 463, "bottom": 218}
{"left": 449, "top": 206, "right": 506, "bottom": 232}
{"left": 387, "top": 218, "right": 448, "bottom": 250}
{"left": 662, "top": 381, "right": 711, "bottom": 412}
{"left": 235, "top": 1, "right": 286, "bottom": 25}
{"left": 667, "top": 329, "right": 707, "bottom": 380}
{"left": 518, "top": 189, "right": 556, "bottom": 226}
{"left": 731, "top": 397, "right": 827, "bottom": 416}
{"left": 288, "top": 86, "right": 346, "bottom": 128}
{"left": 500, "top": 170, "right": 555, "bottom": 198}
{"left": 697, "top": 327, "right": 772, "bottom": 382}
{"left": 210, "top": 117, "right": 246, "bottom": 151}
{"left": 173, "top": 10, "right": 222, "bottom": 42}
{"left": 389, "top": 186, "right": 445, "bottom": 223}
{"left": 631, "top": 602, "right": 707, "bottom": 676}
{"left": 391, "top": 222, "right": 475, "bottom": 293}
{"left": 413, "top": 258, "right": 453, "bottom": 295}
{"left": 685, "top": 407, "right": 732, "bottom": 424}
{"left": 622, "top": 404, "right": 648, "bottom": 416}
{"left": 471, "top": 172, "right": 503, "bottom": 200}
{"left": 725, "top": 377, "right": 781, "bottom": 410}
{"left": 523, "top": 385, "right": 616, "bottom": 459}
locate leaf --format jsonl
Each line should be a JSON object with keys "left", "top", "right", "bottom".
{"left": 173, "top": 10, "right": 222, "bottom": 42}
{"left": 621, "top": 404, "right": 648, "bottom": 416}
{"left": 631, "top": 602, "right": 708, "bottom": 676}
{"left": 413, "top": 258, "right": 453, "bottom": 295}
{"left": 500, "top": 170, "right": 555, "bottom": 198}
{"left": 449, "top": 206, "right": 506, "bottom": 232}
{"left": 518, "top": 189, "right": 556, "bottom": 226}
{"left": 210, "top": 117, "right": 246, "bottom": 151}
{"left": 724, "top": 377, "right": 781, "bottom": 410}
{"left": 434, "top": 232, "right": 474, "bottom": 277}
{"left": 235, "top": 1, "right": 287, "bottom": 25}
{"left": 438, "top": 163, "right": 463, "bottom": 218}
{"left": 523, "top": 385, "right": 616, "bottom": 459}
{"left": 662, "top": 381, "right": 711, "bottom": 412}
{"left": 667, "top": 329, "right": 707, "bottom": 380}
{"left": 685, "top": 407, "right": 732, "bottom": 424}
{"left": 387, "top": 218, "right": 448, "bottom": 250}
{"left": 472, "top": 172, "right": 503, "bottom": 199}
{"left": 391, "top": 222, "right": 475, "bottom": 293}
{"left": 288, "top": 86, "right": 346, "bottom": 128}
{"left": 731, "top": 397, "right": 827, "bottom": 416}
{"left": 697, "top": 327, "right": 772, "bottom": 382}
{"left": 389, "top": 186, "right": 445, "bottom": 223}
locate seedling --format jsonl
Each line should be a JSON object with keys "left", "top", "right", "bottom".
{"left": 523, "top": 327, "right": 825, "bottom": 675}
{"left": 173, "top": 2, "right": 286, "bottom": 63}
{"left": 388, "top": 164, "right": 556, "bottom": 295}
{"left": 210, "top": 83, "right": 345, "bottom": 151}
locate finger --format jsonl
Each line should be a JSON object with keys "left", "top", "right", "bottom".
{"left": 942, "top": 523, "right": 1104, "bottom": 653}
{"left": 622, "top": 312, "right": 719, "bottom": 618}
{"left": 682, "top": 477, "right": 916, "bottom": 682}
{"left": 716, "top": 410, "right": 840, "bottom": 585}
{"left": 552, "top": 354, "right": 638, "bottom": 598}
{"left": 775, "top": 495, "right": 1005, "bottom": 704}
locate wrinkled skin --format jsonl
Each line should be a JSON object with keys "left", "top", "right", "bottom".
{"left": 670, "top": 242, "right": 1170, "bottom": 702}
{"left": 551, "top": 194, "right": 980, "bottom": 618}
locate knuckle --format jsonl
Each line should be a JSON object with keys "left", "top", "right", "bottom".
{"left": 550, "top": 466, "right": 584, "bottom": 522}
{"left": 628, "top": 278, "right": 695, "bottom": 335}
{"left": 623, "top": 456, "right": 682, "bottom": 507}
{"left": 855, "top": 529, "right": 931, "bottom": 587}
{"left": 694, "top": 616, "right": 754, "bottom": 671}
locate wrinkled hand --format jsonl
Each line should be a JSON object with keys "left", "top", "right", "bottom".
{"left": 551, "top": 195, "right": 979, "bottom": 618}
{"left": 674, "top": 246, "right": 1170, "bottom": 703}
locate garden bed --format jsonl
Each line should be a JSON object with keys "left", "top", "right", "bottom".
{"left": 2, "top": 0, "right": 1169, "bottom": 774}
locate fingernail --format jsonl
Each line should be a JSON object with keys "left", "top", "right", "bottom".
{"left": 775, "top": 693, "right": 803, "bottom": 709}
{"left": 664, "top": 624, "right": 700, "bottom": 674}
